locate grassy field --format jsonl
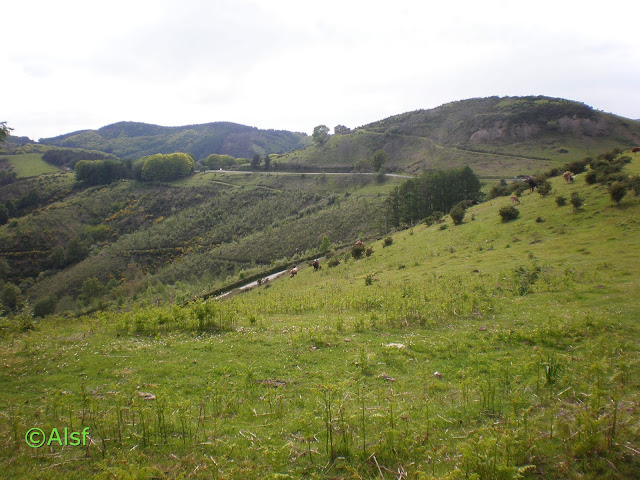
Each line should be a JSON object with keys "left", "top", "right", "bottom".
{"left": 0, "top": 157, "right": 639, "bottom": 479}
{"left": 1, "top": 153, "right": 60, "bottom": 178}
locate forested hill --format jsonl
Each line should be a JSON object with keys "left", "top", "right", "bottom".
{"left": 38, "top": 121, "right": 312, "bottom": 160}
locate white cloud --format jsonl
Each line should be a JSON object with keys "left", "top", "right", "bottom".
{"left": 4, "top": 0, "right": 640, "bottom": 139}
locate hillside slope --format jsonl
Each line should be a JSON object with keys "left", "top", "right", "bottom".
{"left": 1, "top": 154, "right": 638, "bottom": 479}
{"left": 0, "top": 172, "right": 402, "bottom": 310}
{"left": 39, "top": 121, "right": 312, "bottom": 160}
{"left": 278, "top": 96, "right": 640, "bottom": 176}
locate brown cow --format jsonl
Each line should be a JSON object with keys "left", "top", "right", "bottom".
{"left": 289, "top": 267, "right": 298, "bottom": 278}
{"left": 563, "top": 171, "right": 574, "bottom": 183}
{"left": 632, "top": 147, "right": 640, "bottom": 154}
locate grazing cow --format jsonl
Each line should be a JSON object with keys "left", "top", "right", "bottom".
{"left": 632, "top": 147, "right": 640, "bottom": 154}
{"left": 311, "top": 259, "right": 321, "bottom": 271}
{"left": 510, "top": 196, "right": 521, "bottom": 205}
{"left": 354, "top": 240, "right": 363, "bottom": 246}
{"left": 525, "top": 177, "right": 537, "bottom": 193}
{"left": 563, "top": 171, "right": 574, "bottom": 183}
{"left": 289, "top": 267, "right": 298, "bottom": 278}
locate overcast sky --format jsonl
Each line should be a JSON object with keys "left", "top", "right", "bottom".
{"left": 4, "top": 0, "right": 640, "bottom": 140}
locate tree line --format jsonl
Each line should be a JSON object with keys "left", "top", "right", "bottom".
{"left": 73, "top": 152, "right": 195, "bottom": 185}
{"left": 385, "top": 166, "right": 482, "bottom": 228}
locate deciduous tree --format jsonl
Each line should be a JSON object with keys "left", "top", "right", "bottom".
{"left": 312, "top": 125, "right": 329, "bottom": 145}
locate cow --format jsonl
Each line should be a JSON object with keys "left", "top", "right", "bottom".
{"left": 525, "top": 177, "right": 537, "bottom": 193}
{"left": 632, "top": 147, "right": 640, "bottom": 154}
{"left": 289, "top": 267, "right": 298, "bottom": 278}
{"left": 563, "top": 171, "right": 574, "bottom": 183}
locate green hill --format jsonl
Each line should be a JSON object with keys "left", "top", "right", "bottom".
{"left": 278, "top": 96, "right": 640, "bottom": 177}
{"left": 0, "top": 152, "right": 638, "bottom": 478}
{"left": 39, "top": 121, "right": 312, "bottom": 160}
{"left": 0, "top": 171, "right": 403, "bottom": 310}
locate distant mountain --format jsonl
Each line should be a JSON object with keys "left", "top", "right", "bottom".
{"left": 39, "top": 121, "right": 312, "bottom": 160}
{"left": 277, "top": 96, "right": 640, "bottom": 177}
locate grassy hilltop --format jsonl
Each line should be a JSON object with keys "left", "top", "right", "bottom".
{"left": 277, "top": 96, "right": 640, "bottom": 177}
{"left": 1, "top": 153, "right": 639, "bottom": 479}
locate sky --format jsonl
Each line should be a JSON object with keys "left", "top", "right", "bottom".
{"left": 4, "top": 0, "right": 640, "bottom": 141}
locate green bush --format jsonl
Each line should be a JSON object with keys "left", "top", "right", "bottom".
{"left": 33, "top": 296, "right": 57, "bottom": 318}
{"left": 383, "top": 236, "right": 393, "bottom": 247}
{"left": 328, "top": 258, "right": 341, "bottom": 268}
{"left": 608, "top": 182, "right": 627, "bottom": 205}
{"left": 628, "top": 176, "right": 640, "bottom": 196}
{"left": 498, "top": 206, "right": 520, "bottom": 223}
{"left": 570, "top": 192, "right": 584, "bottom": 209}
{"left": 450, "top": 205, "right": 466, "bottom": 225}
{"left": 424, "top": 211, "right": 444, "bottom": 226}
{"left": 555, "top": 196, "right": 567, "bottom": 206}
{"left": 536, "top": 179, "right": 552, "bottom": 196}
{"left": 351, "top": 244, "right": 366, "bottom": 260}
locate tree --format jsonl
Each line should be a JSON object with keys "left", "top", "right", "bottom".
{"left": 0, "top": 122, "right": 12, "bottom": 143}
{"left": 371, "top": 150, "right": 388, "bottom": 172}
{"left": 319, "top": 235, "right": 331, "bottom": 252}
{"left": 0, "top": 258, "right": 10, "bottom": 281}
{"left": 312, "top": 125, "right": 329, "bottom": 145}
{"left": 139, "top": 153, "right": 195, "bottom": 182}
{"left": 251, "top": 154, "right": 262, "bottom": 170}
{"left": 263, "top": 155, "right": 271, "bottom": 171}
{"left": 1, "top": 283, "right": 20, "bottom": 312}
{"left": 202, "top": 154, "right": 236, "bottom": 170}
{"left": 0, "top": 205, "right": 8, "bottom": 226}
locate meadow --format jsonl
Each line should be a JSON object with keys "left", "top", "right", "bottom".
{"left": 0, "top": 157, "right": 639, "bottom": 479}
{"left": 0, "top": 153, "right": 60, "bottom": 178}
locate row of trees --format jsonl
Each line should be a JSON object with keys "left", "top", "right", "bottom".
{"left": 43, "top": 148, "right": 117, "bottom": 168}
{"left": 73, "top": 153, "right": 195, "bottom": 185}
{"left": 385, "top": 166, "right": 482, "bottom": 227}
{"left": 75, "top": 159, "right": 129, "bottom": 185}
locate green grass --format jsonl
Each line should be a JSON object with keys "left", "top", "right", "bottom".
{"left": 1, "top": 158, "right": 639, "bottom": 479}
{"left": 2, "top": 153, "right": 60, "bottom": 177}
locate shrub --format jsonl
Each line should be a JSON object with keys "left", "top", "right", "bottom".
{"left": 608, "top": 182, "right": 627, "bottom": 205}
{"left": 450, "top": 205, "right": 466, "bottom": 225}
{"left": 328, "top": 258, "right": 341, "bottom": 268}
{"left": 555, "top": 196, "right": 567, "bottom": 206}
{"left": 383, "top": 236, "right": 393, "bottom": 247}
{"left": 498, "top": 206, "right": 520, "bottom": 223}
{"left": 1, "top": 283, "right": 21, "bottom": 312}
{"left": 424, "top": 211, "right": 444, "bottom": 226}
{"left": 563, "top": 159, "right": 590, "bottom": 175}
{"left": 351, "top": 244, "right": 366, "bottom": 260}
{"left": 628, "top": 175, "right": 640, "bottom": 196}
{"left": 536, "top": 179, "right": 552, "bottom": 196}
{"left": 365, "top": 247, "right": 374, "bottom": 257}
{"left": 570, "top": 192, "right": 584, "bottom": 209}
{"left": 33, "top": 296, "right": 57, "bottom": 318}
